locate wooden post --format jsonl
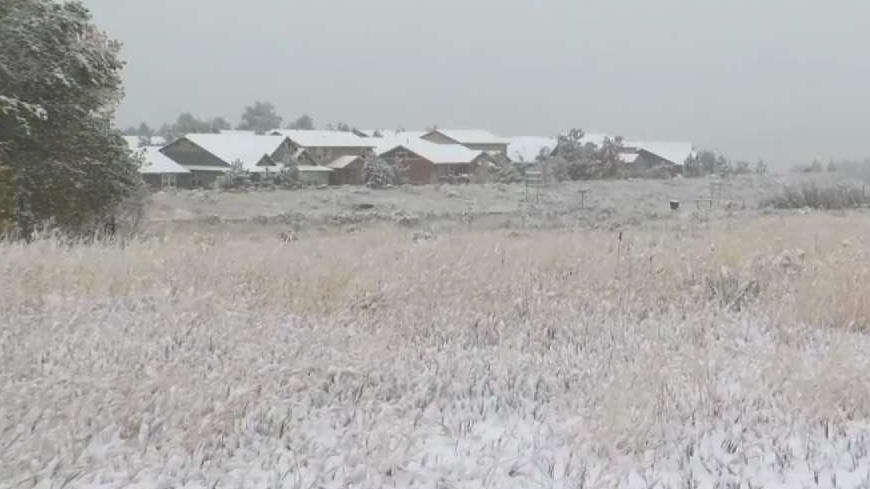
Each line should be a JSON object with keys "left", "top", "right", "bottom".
{"left": 579, "top": 188, "right": 590, "bottom": 209}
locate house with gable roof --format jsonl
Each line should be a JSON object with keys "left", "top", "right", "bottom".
{"left": 376, "top": 137, "right": 493, "bottom": 184}
{"left": 420, "top": 129, "right": 510, "bottom": 155}
{"left": 160, "top": 132, "right": 293, "bottom": 188}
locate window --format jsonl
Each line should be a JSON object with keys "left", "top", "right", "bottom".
{"left": 191, "top": 173, "right": 202, "bottom": 188}
{"left": 161, "top": 174, "right": 177, "bottom": 188}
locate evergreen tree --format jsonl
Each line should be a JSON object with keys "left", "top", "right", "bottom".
{"left": 237, "top": 101, "right": 282, "bottom": 133}
{"left": 287, "top": 114, "right": 314, "bottom": 130}
{"left": 0, "top": 0, "right": 140, "bottom": 238}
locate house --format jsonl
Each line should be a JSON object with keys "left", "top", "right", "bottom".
{"left": 137, "top": 147, "right": 190, "bottom": 189}
{"left": 297, "top": 165, "right": 333, "bottom": 186}
{"left": 622, "top": 141, "right": 695, "bottom": 169}
{"left": 160, "top": 133, "right": 292, "bottom": 187}
{"left": 270, "top": 130, "right": 375, "bottom": 165}
{"left": 376, "top": 138, "right": 492, "bottom": 184}
{"left": 327, "top": 155, "right": 365, "bottom": 185}
{"left": 507, "top": 136, "right": 558, "bottom": 164}
{"left": 420, "top": 129, "right": 510, "bottom": 154}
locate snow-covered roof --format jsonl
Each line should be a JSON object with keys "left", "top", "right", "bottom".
{"left": 138, "top": 147, "right": 189, "bottom": 174}
{"left": 271, "top": 130, "right": 374, "bottom": 148}
{"left": 619, "top": 152, "right": 640, "bottom": 164}
{"left": 327, "top": 155, "right": 362, "bottom": 169}
{"left": 377, "top": 139, "right": 485, "bottom": 165}
{"left": 184, "top": 133, "right": 287, "bottom": 172}
{"left": 425, "top": 129, "right": 510, "bottom": 145}
{"left": 508, "top": 136, "right": 558, "bottom": 163}
{"left": 625, "top": 141, "right": 695, "bottom": 166}
{"left": 123, "top": 135, "right": 167, "bottom": 148}
{"left": 297, "top": 165, "right": 333, "bottom": 172}
{"left": 358, "top": 129, "right": 426, "bottom": 139}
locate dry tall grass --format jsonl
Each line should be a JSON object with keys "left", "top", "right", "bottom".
{"left": 2, "top": 214, "right": 870, "bottom": 488}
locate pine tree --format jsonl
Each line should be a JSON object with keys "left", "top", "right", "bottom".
{"left": 237, "top": 101, "right": 282, "bottom": 133}
{"left": 0, "top": 0, "right": 140, "bottom": 238}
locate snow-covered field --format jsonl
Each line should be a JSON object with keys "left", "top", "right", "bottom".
{"left": 144, "top": 173, "right": 859, "bottom": 232}
{"left": 3, "top": 213, "right": 870, "bottom": 488}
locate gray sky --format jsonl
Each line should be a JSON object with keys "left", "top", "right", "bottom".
{"left": 83, "top": 0, "right": 870, "bottom": 166}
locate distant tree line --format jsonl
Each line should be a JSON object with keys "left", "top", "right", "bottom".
{"left": 791, "top": 159, "right": 841, "bottom": 174}
{"left": 683, "top": 151, "right": 766, "bottom": 177}
{"left": 123, "top": 102, "right": 364, "bottom": 142}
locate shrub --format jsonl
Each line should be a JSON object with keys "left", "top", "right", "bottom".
{"left": 763, "top": 183, "right": 870, "bottom": 210}
{"left": 491, "top": 162, "right": 522, "bottom": 183}
{"left": 275, "top": 161, "right": 299, "bottom": 189}
{"left": 364, "top": 157, "right": 404, "bottom": 188}
{"left": 216, "top": 160, "right": 251, "bottom": 190}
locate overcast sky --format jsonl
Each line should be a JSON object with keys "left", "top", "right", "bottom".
{"left": 82, "top": 0, "right": 870, "bottom": 166}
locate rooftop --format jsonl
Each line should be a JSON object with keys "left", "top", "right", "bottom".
{"left": 507, "top": 136, "right": 558, "bottom": 163}
{"left": 425, "top": 129, "right": 510, "bottom": 145}
{"left": 271, "top": 130, "right": 374, "bottom": 148}
{"left": 625, "top": 141, "right": 695, "bottom": 166}
{"left": 138, "top": 147, "right": 190, "bottom": 174}
{"left": 184, "top": 133, "right": 287, "bottom": 172}
{"left": 377, "top": 138, "right": 485, "bottom": 165}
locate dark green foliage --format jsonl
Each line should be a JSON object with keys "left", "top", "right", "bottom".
{"left": 733, "top": 161, "right": 751, "bottom": 174}
{"left": 684, "top": 150, "right": 732, "bottom": 177}
{"left": 237, "top": 101, "right": 282, "bottom": 133}
{"left": 287, "top": 114, "right": 314, "bottom": 130}
{"left": 547, "top": 129, "right": 628, "bottom": 181}
{"left": 0, "top": 0, "right": 141, "bottom": 238}
{"left": 158, "top": 113, "right": 229, "bottom": 141}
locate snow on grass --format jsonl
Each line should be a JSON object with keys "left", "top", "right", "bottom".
{"left": 2, "top": 214, "right": 870, "bottom": 488}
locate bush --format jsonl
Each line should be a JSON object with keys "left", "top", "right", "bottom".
{"left": 275, "top": 161, "right": 299, "bottom": 189}
{"left": 491, "top": 163, "right": 522, "bottom": 183}
{"left": 216, "top": 161, "right": 251, "bottom": 190}
{"left": 763, "top": 183, "right": 870, "bottom": 210}
{"left": 364, "top": 157, "right": 405, "bottom": 188}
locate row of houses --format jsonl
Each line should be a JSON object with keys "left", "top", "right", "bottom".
{"left": 130, "top": 128, "right": 694, "bottom": 189}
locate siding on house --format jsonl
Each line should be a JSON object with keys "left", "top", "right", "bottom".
{"left": 463, "top": 142, "right": 509, "bottom": 153}
{"left": 298, "top": 166, "right": 332, "bottom": 186}
{"left": 289, "top": 142, "right": 372, "bottom": 163}
{"left": 327, "top": 156, "right": 365, "bottom": 185}
{"left": 379, "top": 147, "right": 436, "bottom": 185}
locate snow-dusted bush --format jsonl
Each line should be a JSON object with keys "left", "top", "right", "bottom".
{"left": 215, "top": 160, "right": 252, "bottom": 190}
{"left": 363, "top": 157, "right": 404, "bottom": 188}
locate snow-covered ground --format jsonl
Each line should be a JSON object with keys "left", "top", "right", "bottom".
{"left": 143, "top": 172, "right": 860, "bottom": 232}
{"left": 2, "top": 212, "right": 870, "bottom": 488}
